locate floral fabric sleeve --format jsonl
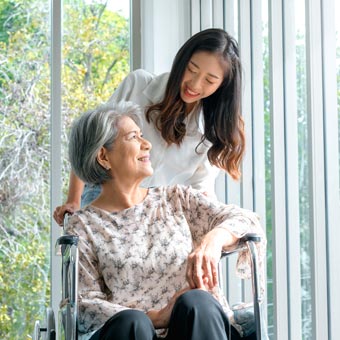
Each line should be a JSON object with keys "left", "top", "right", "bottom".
{"left": 65, "top": 214, "right": 132, "bottom": 334}
{"left": 174, "top": 185, "right": 266, "bottom": 287}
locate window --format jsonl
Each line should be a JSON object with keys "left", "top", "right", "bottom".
{"left": 187, "top": 0, "right": 340, "bottom": 339}
{"left": 0, "top": 1, "right": 130, "bottom": 338}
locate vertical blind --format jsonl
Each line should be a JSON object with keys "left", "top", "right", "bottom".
{"left": 190, "top": 0, "right": 340, "bottom": 339}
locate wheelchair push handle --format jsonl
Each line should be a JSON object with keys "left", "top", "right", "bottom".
{"left": 63, "top": 212, "right": 72, "bottom": 231}
{"left": 55, "top": 212, "right": 78, "bottom": 253}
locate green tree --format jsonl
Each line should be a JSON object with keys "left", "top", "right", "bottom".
{"left": 0, "top": 0, "right": 129, "bottom": 338}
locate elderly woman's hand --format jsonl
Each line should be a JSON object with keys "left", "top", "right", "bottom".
{"left": 146, "top": 287, "right": 190, "bottom": 328}
{"left": 186, "top": 228, "right": 238, "bottom": 290}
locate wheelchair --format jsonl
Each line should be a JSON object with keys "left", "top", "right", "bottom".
{"left": 33, "top": 216, "right": 267, "bottom": 340}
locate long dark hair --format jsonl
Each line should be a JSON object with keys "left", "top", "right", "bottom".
{"left": 145, "top": 28, "right": 245, "bottom": 180}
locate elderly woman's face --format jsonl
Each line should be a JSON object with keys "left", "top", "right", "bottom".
{"left": 107, "top": 116, "right": 153, "bottom": 181}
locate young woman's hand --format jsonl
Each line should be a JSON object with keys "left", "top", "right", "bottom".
{"left": 53, "top": 203, "right": 78, "bottom": 225}
{"left": 146, "top": 287, "right": 190, "bottom": 328}
{"left": 53, "top": 171, "right": 84, "bottom": 225}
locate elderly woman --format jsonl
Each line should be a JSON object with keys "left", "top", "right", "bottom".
{"left": 66, "top": 101, "right": 265, "bottom": 340}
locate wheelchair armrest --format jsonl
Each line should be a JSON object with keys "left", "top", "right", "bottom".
{"left": 239, "top": 232, "right": 261, "bottom": 243}
{"left": 221, "top": 232, "right": 261, "bottom": 258}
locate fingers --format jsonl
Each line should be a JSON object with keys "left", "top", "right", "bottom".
{"left": 201, "top": 255, "right": 219, "bottom": 289}
{"left": 210, "top": 261, "right": 219, "bottom": 288}
{"left": 186, "top": 250, "right": 219, "bottom": 290}
{"left": 186, "top": 254, "right": 199, "bottom": 288}
{"left": 186, "top": 253, "right": 208, "bottom": 289}
{"left": 201, "top": 255, "right": 212, "bottom": 287}
{"left": 185, "top": 256, "right": 195, "bottom": 288}
{"left": 53, "top": 206, "right": 64, "bottom": 225}
{"left": 53, "top": 204, "right": 75, "bottom": 226}
{"left": 153, "top": 287, "right": 191, "bottom": 328}
{"left": 192, "top": 258, "right": 205, "bottom": 288}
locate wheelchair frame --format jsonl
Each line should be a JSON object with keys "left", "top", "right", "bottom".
{"left": 33, "top": 228, "right": 266, "bottom": 340}
{"left": 220, "top": 233, "right": 266, "bottom": 339}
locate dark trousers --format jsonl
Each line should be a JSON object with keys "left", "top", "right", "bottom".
{"left": 89, "top": 289, "right": 244, "bottom": 340}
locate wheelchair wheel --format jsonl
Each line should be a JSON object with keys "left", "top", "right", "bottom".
{"left": 32, "top": 308, "right": 56, "bottom": 340}
{"left": 33, "top": 320, "right": 42, "bottom": 340}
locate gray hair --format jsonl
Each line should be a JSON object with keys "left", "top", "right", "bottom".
{"left": 69, "top": 101, "right": 143, "bottom": 185}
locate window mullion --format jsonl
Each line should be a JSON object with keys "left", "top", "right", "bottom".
{"left": 50, "top": 1, "right": 63, "bottom": 339}
{"left": 320, "top": 0, "right": 340, "bottom": 339}
{"left": 305, "top": 0, "right": 329, "bottom": 338}
{"left": 268, "top": 0, "right": 289, "bottom": 338}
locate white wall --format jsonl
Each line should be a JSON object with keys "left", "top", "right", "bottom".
{"left": 140, "top": 0, "right": 191, "bottom": 74}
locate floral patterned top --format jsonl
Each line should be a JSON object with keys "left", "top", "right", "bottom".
{"left": 65, "top": 185, "right": 265, "bottom": 338}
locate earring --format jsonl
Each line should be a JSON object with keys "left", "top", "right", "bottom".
{"left": 106, "top": 166, "right": 111, "bottom": 171}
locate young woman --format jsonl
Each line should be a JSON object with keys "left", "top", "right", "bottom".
{"left": 53, "top": 28, "right": 244, "bottom": 225}
{"left": 65, "top": 101, "right": 264, "bottom": 340}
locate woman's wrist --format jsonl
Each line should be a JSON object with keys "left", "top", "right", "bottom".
{"left": 146, "top": 309, "right": 161, "bottom": 328}
{"left": 146, "top": 308, "right": 168, "bottom": 329}
{"left": 201, "top": 228, "right": 228, "bottom": 251}
{"left": 211, "top": 227, "right": 238, "bottom": 249}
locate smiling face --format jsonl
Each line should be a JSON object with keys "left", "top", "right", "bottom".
{"left": 99, "top": 116, "right": 153, "bottom": 183}
{"left": 180, "top": 51, "right": 225, "bottom": 112}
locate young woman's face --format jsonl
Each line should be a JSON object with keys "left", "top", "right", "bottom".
{"left": 180, "top": 51, "right": 225, "bottom": 111}
{"left": 103, "top": 116, "right": 153, "bottom": 182}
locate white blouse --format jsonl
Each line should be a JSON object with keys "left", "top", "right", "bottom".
{"left": 66, "top": 185, "right": 265, "bottom": 338}
{"left": 108, "top": 69, "right": 220, "bottom": 196}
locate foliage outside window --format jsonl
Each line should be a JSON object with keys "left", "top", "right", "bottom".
{"left": 0, "top": 1, "right": 129, "bottom": 339}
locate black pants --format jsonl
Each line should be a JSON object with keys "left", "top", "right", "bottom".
{"left": 89, "top": 289, "right": 245, "bottom": 340}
